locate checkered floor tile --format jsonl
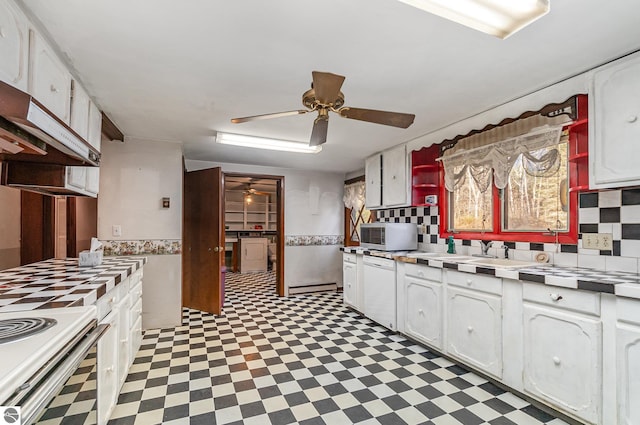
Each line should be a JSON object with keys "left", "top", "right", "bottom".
{"left": 36, "top": 271, "right": 570, "bottom": 425}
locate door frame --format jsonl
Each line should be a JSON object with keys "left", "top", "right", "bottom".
{"left": 224, "top": 172, "right": 285, "bottom": 297}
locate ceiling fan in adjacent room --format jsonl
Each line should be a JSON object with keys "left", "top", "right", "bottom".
{"left": 231, "top": 71, "right": 416, "bottom": 147}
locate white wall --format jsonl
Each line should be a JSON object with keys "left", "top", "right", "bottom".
{"left": 0, "top": 184, "right": 21, "bottom": 270}
{"left": 98, "top": 138, "right": 183, "bottom": 329}
{"left": 186, "top": 160, "right": 345, "bottom": 292}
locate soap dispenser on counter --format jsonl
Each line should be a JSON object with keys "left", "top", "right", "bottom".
{"left": 446, "top": 236, "right": 456, "bottom": 254}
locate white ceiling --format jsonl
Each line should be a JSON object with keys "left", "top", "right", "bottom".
{"left": 20, "top": 0, "right": 640, "bottom": 174}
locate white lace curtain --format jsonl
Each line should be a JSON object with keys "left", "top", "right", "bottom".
{"left": 343, "top": 180, "right": 365, "bottom": 210}
{"left": 441, "top": 126, "right": 563, "bottom": 192}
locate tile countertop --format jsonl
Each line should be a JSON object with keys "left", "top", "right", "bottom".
{"left": 341, "top": 247, "right": 640, "bottom": 300}
{"left": 0, "top": 257, "right": 146, "bottom": 312}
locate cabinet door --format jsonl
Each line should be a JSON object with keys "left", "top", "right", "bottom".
{"left": 97, "top": 310, "right": 119, "bottom": 425}
{"left": 116, "top": 295, "right": 130, "bottom": 389}
{"left": 617, "top": 323, "right": 640, "bottom": 425}
{"left": 66, "top": 166, "right": 86, "bottom": 190}
{"left": 447, "top": 286, "right": 502, "bottom": 378}
{"left": 0, "top": 0, "right": 28, "bottom": 90}
{"left": 523, "top": 304, "right": 601, "bottom": 424}
{"left": 70, "top": 81, "right": 90, "bottom": 140}
{"left": 590, "top": 54, "right": 640, "bottom": 188}
{"left": 85, "top": 167, "right": 100, "bottom": 196}
{"left": 28, "top": 30, "right": 72, "bottom": 123}
{"left": 88, "top": 101, "right": 102, "bottom": 152}
{"left": 382, "top": 145, "right": 408, "bottom": 207}
{"left": 365, "top": 154, "right": 381, "bottom": 209}
{"left": 405, "top": 276, "right": 442, "bottom": 349}
{"left": 343, "top": 260, "right": 357, "bottom": 309}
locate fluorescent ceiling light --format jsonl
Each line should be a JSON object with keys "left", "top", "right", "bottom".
{"left": 216, "top": 132, "right": 322, "bottom": 154}
{"left": 397, "top": 0, "right": 550, "bottom": 39}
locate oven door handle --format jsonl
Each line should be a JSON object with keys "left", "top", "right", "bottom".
{"left": 19, "top": 323, "right": 110, "bottom": 425}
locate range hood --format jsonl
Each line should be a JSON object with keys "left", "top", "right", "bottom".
{"left": 0, "top": 81, "right": 100, "bottom": 166}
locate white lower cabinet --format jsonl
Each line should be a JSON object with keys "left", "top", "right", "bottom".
{"left": 343, "top": 253, "right": 358, "bottom": 310}
{"left": 97, "top": 310, "right": 119, "bottom": 425}
{"left": 616, "top": 297, "right": 640, "bottom": 425}
{"left": 523, "top": 304, "right": 601, "bottom": 424}
{"left": 447, "top": 286, "right": 502, "bottom": 379}
{"left": 115, "top": 295, "right": 130, "bottom": 389}
{"left": 404, "top": 266, "right": 442, "bottom": 350}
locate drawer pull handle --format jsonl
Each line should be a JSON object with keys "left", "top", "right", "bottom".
{"left": 550, "top": 293, "right": 563, "bottom": 302}
{"left": 121, "top": 338, "right": 128, "bottom": 344}
{"left": 467, "top": 326, "right": 473, "bottom": 333}
{"left": 553, "top": 356, "right": 561, "bottom": 366}
{"left": 627, "top": 115, "right": 638, "bottom": 123}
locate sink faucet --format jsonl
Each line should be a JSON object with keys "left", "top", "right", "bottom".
{"left": 502, "top": 245, "right": 509, "bottom": 259}
{"left": 480, "top": 240, "right": 493, "bottom": 256}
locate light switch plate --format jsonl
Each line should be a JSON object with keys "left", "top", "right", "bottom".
{"left": 582, "top": 233, "right": 613, "bottom": 250}
{"left": 112, "top": 225, "right": 122, "bottom": 237}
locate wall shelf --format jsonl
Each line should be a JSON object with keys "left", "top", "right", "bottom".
{"left": 411, "top": 144, "right": 441, "bottom": 207}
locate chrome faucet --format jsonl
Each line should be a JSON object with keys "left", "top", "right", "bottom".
{"left": 480, "top": 240, "right": 493, "bottom": 256}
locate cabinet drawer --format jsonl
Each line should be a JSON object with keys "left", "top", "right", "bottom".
{"left": 130, "top": 297, "right": 142, "bottom": 326}
{"left": 447, "top": 270, "right": 502, "bottom": 296}
{"left": 343, "top": 253, "right": 357, "bottom": 264}
{"left": 129, "top": 279, "right": 143, "bottom": 304}
{"left": 96, "top": 281, "right": 129, "bottom": 320}
{"left": 617, "top": 297, "right": 640, "bottom": 325}
{"left": 523, "top": 283, "right": 601, "bottom": 316}
{"left": 405, "top": 263, "right": 441, "bottom": 282}
{"left": 130, "top": 269, "right": 143, "bottom": 287}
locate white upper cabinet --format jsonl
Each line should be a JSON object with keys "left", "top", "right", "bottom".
{"left": 28, "top": 29, "right": 72, "bottom": 124}
{"left": 590, "top": 53, "right": 640, "bottom": 189}
{"left": 70, "top": 80, "right": 90, "bottom": 140}
{"left": 365, "top": 154, "right": 382, "bottom": 209}
{"left": 0, "top": 0, "right": 28, "bottom": 90}
{"left": 365, "top": 144, "right": 409, "bottom": 209}
{"left": 382, "top": 144, "right": 408, "bottom": 207}
{"left": 88, "top": 101, "right": 102, "bottom": 152}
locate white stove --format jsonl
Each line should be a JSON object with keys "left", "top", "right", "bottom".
{"left": 0, "top": 306, "right": 100, "bottom": 423}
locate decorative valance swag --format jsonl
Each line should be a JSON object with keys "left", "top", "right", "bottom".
{"left": 440, "top": 126, "right": 564, "bottom": 192}
{"left": 343, "top": 180, "right": 365, "bottom": 210}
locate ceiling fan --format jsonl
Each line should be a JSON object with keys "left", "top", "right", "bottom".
{"left": 231, "top": 71, "right": 416, "bottom": 147}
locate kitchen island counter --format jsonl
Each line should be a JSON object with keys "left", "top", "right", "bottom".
{"left": 0, "top": 257, "right": 146, "bottom": 312}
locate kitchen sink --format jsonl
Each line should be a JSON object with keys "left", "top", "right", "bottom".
{"left": 406, "top": 252, "right": 474, "bottom": 261}
{"left": 465, "top": 258, "right": 539, "bottom": 268}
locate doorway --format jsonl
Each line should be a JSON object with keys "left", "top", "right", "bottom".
{"left": 182, "top": 168, "right": 284, "bottom": 317}
{"left": 223, "top": 173, "right": 284, "bottom": 295}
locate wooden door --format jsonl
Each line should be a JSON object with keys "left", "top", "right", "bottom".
{"left": 20, "top": 191, "right": 54, "bottom": 264}
{"left": 183, "top": 167, "right": 225, "bottom": 315}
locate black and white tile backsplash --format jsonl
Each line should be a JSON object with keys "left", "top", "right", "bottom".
{"left": 375, "top": 188, "right": 640, "bottom": 273}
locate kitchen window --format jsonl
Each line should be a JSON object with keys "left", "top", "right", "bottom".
{"left": 442, "top": 116, "right": 581, "bottom": 244}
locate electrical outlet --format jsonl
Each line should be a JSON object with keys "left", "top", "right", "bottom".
{"left": 419, "top": 223, "right": 427, "bottom": 234}
{"left": 112, "top": 225, "right": 122, "bottom": 237}
{"left": 582, "top": 233, "right": 613, "bottom": 250}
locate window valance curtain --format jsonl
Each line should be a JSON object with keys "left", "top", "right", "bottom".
{"left": 441, "top": 126, "right": 563, "bottom": 192}
{"left": 343, "top": 180, "right": 365, "bottom": 210}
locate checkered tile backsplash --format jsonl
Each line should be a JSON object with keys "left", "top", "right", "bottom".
{"left": 376, "top": 188, "right": 640, "bottom": 273}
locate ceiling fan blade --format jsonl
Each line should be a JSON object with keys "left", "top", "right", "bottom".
{"left": 231, "top": 110, "right": 308, "bottom": 123}
{"left": 310, "top": 116, "right": 329, "bottom": 147}
{"left": 312, "top": 71, "right": 345, "bottom": 105}
{"left": 338, "top": 107, "right": 415, "bottom": 128}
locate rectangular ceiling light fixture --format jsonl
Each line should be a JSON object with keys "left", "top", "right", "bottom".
{"left": 216, "top": 132, "right": 322, "bottom": 154}
{"left": 397, "top": 0, "right": 550, "bottom": 39}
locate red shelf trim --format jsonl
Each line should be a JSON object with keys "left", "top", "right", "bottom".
{"left": 412, "top": 164, "right": 439, "bottom": 171}
{"left": 413, "top": 183, "right": 438, "bottom": 188}
{"left": 568, "top": 152, "right": 589, "bottom": 161}
{"left": 415, "top": 203, "right": 438, "bottom": 207}
{"left": 568, "top": 118, "right": 588, "bottom": 130}
{"left": 569, "top": 185, "right": 590, "bottom": 193}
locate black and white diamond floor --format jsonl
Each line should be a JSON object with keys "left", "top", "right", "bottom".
{"left": 36, "top": 271, "right": 570, "bottom": 425}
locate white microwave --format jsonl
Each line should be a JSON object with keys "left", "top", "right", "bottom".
{"left": 360, "top": 222, "right": 417, "bottom": 251}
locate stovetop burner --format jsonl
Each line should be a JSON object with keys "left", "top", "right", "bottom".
{"left": 0, "top": 317, "right": 57, "bottom": 344}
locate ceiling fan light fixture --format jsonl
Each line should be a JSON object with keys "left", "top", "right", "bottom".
{"left": 216, "top": 132, "right": 322, "bottom": 154}
{"left": 397, "top": 0, "right": 550, "bottom": 39}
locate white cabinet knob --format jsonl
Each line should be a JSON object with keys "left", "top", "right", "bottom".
{"left": 553, "top": 356, "right": 561, "bottom": 366}
{"left": 50, "top": 84, "right": 58, "bottom": 93}
{"left": 392, "top": 175, "right": 396, "bottom": 180}
{"left": 627, "top": 115, "right": 638, "bottom": 123}
{"left": 466, "top": 279, "right": 473, "bottom": 286}
{"left": 417, "top": 271, "right": 424, "bottom": 277}
{"left": 550, "top": 293, "right": 563, "bottom": 302}
{"left": 418, "top": 308, "right": 424, "bottom": 315}
{"left": 106, "top": 366, "right": 115, "bottom": 373}
{"left": 121, "top": 338, "right": 128, "bottom": 344}
{"left": 467, "top": 326, "right": 473, "bottom": 333}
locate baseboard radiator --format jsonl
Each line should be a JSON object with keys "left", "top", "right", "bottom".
{"left": 288, "top": 282, "right": 338, "bottom": 295}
